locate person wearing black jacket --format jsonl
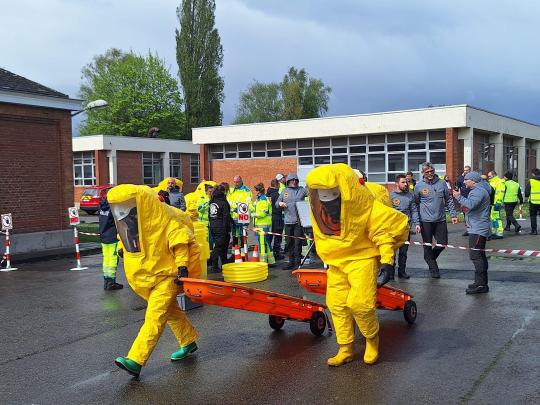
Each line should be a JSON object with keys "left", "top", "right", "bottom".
{"left": 99, "top": 193, "right": 123, "bottom": 290}
{"left": 208, "top": 184, "right": 233, "bottom": 272}
{"left": 266, "top": 179, "right": 285, "bottom": 260}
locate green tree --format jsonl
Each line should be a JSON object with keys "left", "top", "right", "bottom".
{"left": 234, "top": 67, "right": 331, "bottom": 124}
{"left": 233, "top": 81, "right": 283, "bottom": 124}
{"left": 79, "top": 48, "right": 185, "bottom": 138}
{"left": 176, "top": 0, "right": 224, "bottom": 138}
{"left": 281, "top": 67, "right": 331, "bottom": 120}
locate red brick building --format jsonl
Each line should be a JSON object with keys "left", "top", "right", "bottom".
{"left": 193, "top": 105, "right": 540, "bottom": 190}
{"left": 72, "top": 135, "right": 200, "bottom": 204}
{"left": 0, "top": 68, "right": 82, "bottom": 253}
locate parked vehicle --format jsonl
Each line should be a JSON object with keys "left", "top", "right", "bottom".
{"left": 79, "top": 185, "right": 113, "bottom": 214}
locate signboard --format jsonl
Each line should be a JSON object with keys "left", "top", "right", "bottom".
{"left": 1, "top": 213, "right": 13, "bottom": 230}
{"left": 236, "top": 202, "right": 251, "bottom": 224}
{"left": 68, "top": 207, "right": 80, "bottom": 226}
{"left": 296, "top": 201, "right": 312, "bottom": 228}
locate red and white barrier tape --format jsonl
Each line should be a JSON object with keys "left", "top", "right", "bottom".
{"left": 248, "top": 227, "right": 540, "bottom": 258}
{"left": 74, "top": 226, "right": 540, "bottom": 258}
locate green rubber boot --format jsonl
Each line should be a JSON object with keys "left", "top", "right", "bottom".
{"left": 171, "top": 341, "right": 198, "bottom": 361}
{"left": 115, "top": 356, "right": 142, "bottom": 377}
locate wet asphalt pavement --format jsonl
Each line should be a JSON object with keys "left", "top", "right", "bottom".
{"left": 0, "top": 223, "right": 539, "bottom": 404}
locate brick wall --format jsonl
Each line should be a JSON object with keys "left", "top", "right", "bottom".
{"left": 117, "top": 151, "right": 142, "bottom": 184}
{"left": 181, "top": 153, "right": 196, "bottom": 193}
{"left": 0, "top": 103, "right": 73, "bottom": 233}
{"left": 95, "top": 149, "right": 109, "bottom": 185}
{"left": 210, "top": 158, "right": 297, "bottom": 190}
{"left": 445, "top": 128, "right": 462, "bottom": 182}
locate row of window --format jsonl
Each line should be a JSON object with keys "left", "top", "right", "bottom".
{"left": 73, "top": 152, "right": 200, "bottom": 186}
{"left": 209, "top": 131, "right": 447, "bottom": 160}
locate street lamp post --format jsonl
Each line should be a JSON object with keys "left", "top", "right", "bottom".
{"left": 71, "top": 99, "right": 108, "bottom": 117}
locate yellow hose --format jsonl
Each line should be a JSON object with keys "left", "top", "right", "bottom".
{"left": 222, "top": 262, "right": 268, "bottom": 283}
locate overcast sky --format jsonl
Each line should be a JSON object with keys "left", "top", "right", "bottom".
{"left": 3, "top": 0, "right": 540, "bottom": 129}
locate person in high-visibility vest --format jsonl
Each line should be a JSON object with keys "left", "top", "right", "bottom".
{"left": 276, "top": 173, "right": 286, "bottom": 193}
{"left": 487, "top": 170, "right": 505, "bottom": 239}
{"left": 525, "top": 168, "right": 540, "bottom": 235}
{"left": 250, "top": 183, "right": 274, "bottom": 264}
{"left": 502, "top": 172, "right": 523, "bottom": 233}
{"left": 197, "top": 184, "right": 215, "bottom": 250}
{"left": 227, "top": 175, "right": 252, "bottom": 248}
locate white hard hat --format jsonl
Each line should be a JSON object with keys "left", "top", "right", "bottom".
{"left": 317, "top": 187, "right": 340, "bottom": 202}
{"left": 276, "top": 174, "right": 284, "bottom": 181}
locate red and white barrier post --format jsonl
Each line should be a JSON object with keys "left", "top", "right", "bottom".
{"left": 236, "top": 203, "right": 251, "bottom": 262}
{"left": 68, "top": 207, "right": 88, "bottom": 271}
{"left": 1, "top": 213, "right": 17, "bottom": 272}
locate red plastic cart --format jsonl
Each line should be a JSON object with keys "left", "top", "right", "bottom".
{"left": 292, "top": 269, "right": 417, "bottom": 324}
{"left": 181, "top": 278, "right": 329, "bottom": 335}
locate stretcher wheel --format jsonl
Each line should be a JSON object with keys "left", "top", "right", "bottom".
{"left": 309, "top": 311, "right": 326, "bottom": 336}
{"left": 269, "top": 315, "right": 285, "bottom": 331}
{"left": 403, "top": 300, "right": 417, "bottom": 324}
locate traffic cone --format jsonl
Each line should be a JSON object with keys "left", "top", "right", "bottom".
{"left": 251, "top": 244, "right": 260, "bottom": 262}
{"left": 234, "top": 245, "right": 242, "bottom": 263}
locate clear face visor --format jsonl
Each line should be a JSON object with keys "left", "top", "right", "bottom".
{"left": 309, "top": 187, "right": 341, "bottom": 236}
{"left": 110, "top": 199, "right": 140, "bottom": 253}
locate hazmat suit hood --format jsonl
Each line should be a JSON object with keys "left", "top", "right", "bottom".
{"left": 352, "top": 169, "right": 391, "bottom": 206}
{"left": 107, "top": 184, "right": 201, "bottom": 286}
{"left": 184, "top": 181, "right": 218, "bottom": 220}
{"left": 306, "top": 164, "right": 409, "bottom": 268}
{"left": 154, "top": 177, "right": 184, "bottom": 192}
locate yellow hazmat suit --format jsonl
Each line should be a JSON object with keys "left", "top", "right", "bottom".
{"left": 352, "top": 169, "right": 391, "bottom": 206}
{"left": 154, "top": 177, "right": 184, "bottom": 193}
{"left": 107, "top": 184, "right": 201, "bottom": 371}
{"left": 306, "top": 164, "right": 408, "bottom": 365}
{"left": 184, "top": 181, "right": 218, "bottom": 220}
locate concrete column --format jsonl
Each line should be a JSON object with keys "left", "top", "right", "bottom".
{"left": 107, "top": 149, "right": 117, "bottom": 184}
{"left": 490, "top": 132, "right": 504, "bottom": 175}
{"left": 516, "top": 137, "right": 526, "bottom": 186}
{"left": 163, "top": 152, "right": 171, "bottom": 178}
{"left": 536, "top": 142, "right": 540, "bottom": 170}
{"left": 458, "top": 127, "right": 473, "bottom": 168}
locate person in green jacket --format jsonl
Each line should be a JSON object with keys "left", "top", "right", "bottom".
{"left": 197, "top": 183, "right": 215, "bottom": 250}
{"left": 251, "top": 183, "right": 274, "bottom": 264}
{"left": 487, "top": 171, "right": 505, "bottom": 239}
{"left": 502, "top": 172, "right": 523, "bottom": 233}
{"left": 227, "top": 175, "right": 252, "bottom": 248}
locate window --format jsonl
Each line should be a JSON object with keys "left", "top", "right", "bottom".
{"left": 315, "top": 156, "right": 331, "bottom": 165}
{"left": 299, "top": 157, "right": 313, "bottom": 165}
{"left": 368, "top": 145, "right": 385, "bottom": 152}
{"left": 332, "top": 155, "right": 348, "bottom": 164}
{"left": 267, "top": 150, "right": 281, "bottom": 158}
{"left": 350, "top": 145, "right": 366, "bottom": 153}
{"left": 429, "top": 142, "right": 446, "bottom": 150}
{"left": 350, "top": 155, "right": 365, "bottom": 171}
{"left": 368, "top": 134, "right": 386, "bottom": 144}
{"left": 388, "top": 154, "right": 405, "bottom": 171}
{"left": 73, "top": 152, "right": 95, "bottom": 186}
{"left": 368, "top": 154, "right": 385, "bottom": 172}
{"left": 190, "top": 154, "right": 200, "bottom": 184}
{"left": 408, "top": 152, "right": 427, "bottom": 172}
{"left": 169, "top": 153, "right": 182, "bottom": 179}
{"left": 429, "top": 130, "right": 446, "bottom": 141}
{"left": 407, "top": 132, "right": 427, "bottom": 142}
{"left": 388, "top": 143, "right": 405, "bottom": 151}
{"left": 143, "top": 152, "right": 163, "bottom": 185}
{"left": 504, "top": 146, "right": 518, "bottom": 176}
{"left": 429, "top": 152, "right": 446, "bottom": 165}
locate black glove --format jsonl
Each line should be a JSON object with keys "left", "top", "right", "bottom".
{"left": 117, "top": 248, "right": 123, "bottom": 259}
{"left": 377, "top": 264, "right": 394, "bottom": 288}
{"left": 174, "top": 266, "right": 189, "bottom": 285}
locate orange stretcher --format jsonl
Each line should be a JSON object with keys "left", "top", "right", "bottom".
{"left": 292, "top": 269, "right": 417, "bottom": 324}
{"left": 180, "top": 278, "right": 329, "bottom": 335}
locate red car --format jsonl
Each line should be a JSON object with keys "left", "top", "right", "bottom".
{"left": 79, "top": 185, "right": 113, "bottom": 214}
